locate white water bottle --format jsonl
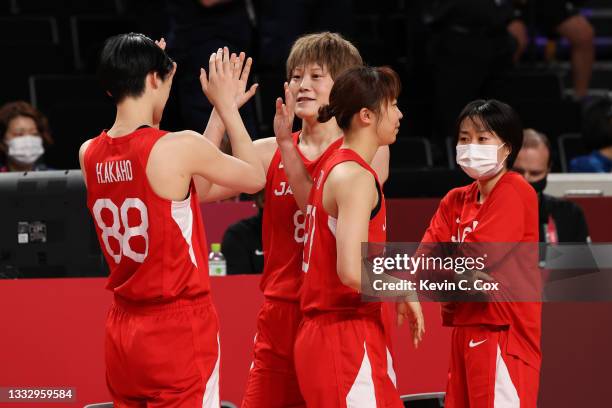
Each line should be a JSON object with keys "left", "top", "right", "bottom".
{"left": 208, "top": 243, "right": 227, "bottom": 276}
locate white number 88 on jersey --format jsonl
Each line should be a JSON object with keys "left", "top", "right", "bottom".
{"left": 92, "top": 198, "right": 149, "bottom": 264}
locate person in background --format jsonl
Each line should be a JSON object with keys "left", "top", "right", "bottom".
{"left": 422, "top": 99, "right": 541, "bottom": 408}
{"left": 570, "top": 95, "right": 612, "bottom": 172}
{"left": 222, "top": 190, "right": 264, "bottom": 274}
{"left": 0, "top": 101, "right": 53, "bottom": 172}
{"left": 508, "top": 0, "right": 594, "bottom": 99}
{"left": 164, "top": 0, "right": 258, "bottom": 136}
{"left": 513, "top": 128, "right": 590, "bottom": 244}
{"left": 424, "top": 0, "right": 517, "bottom": 143}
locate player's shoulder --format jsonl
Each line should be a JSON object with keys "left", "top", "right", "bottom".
{"left": 327, "top": 160, "right": 375, "bottom": 189}
{"left": 497, "top": 171, "right": 536, "bottom": 200}
{"left": 443, "top": 182, "right": 475, "bottom": 204}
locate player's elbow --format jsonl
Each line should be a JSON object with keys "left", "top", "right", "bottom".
{"left": 242, "top": 172, "right": 266, "bottom": 194}
{"left": 337, "top": 266, "right": 361, "bottom": 291}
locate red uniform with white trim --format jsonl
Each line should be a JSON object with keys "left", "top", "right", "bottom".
{"left": 422, "top": 171, "right": 541, "bottom": 408}
{"left": 84, "top": 127, "right": 220, "bottom": 408}
{"left": 294, "top": 149, "right": 402, "bottom": 408}
{"left": 242, "top": 132, "right": 344, "bottom": 408}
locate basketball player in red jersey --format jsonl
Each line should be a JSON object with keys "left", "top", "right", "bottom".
{"left": 422, "top": 100, "right": 541, "bottom": 407}
{"left": 195, "top": 33, "right": 389, "bottom": 407}
{"left": 78, "top": 33, "right": 265, "bottom": 407}
{"left": 292, "top": 66, "right": 424, "bottom": 407}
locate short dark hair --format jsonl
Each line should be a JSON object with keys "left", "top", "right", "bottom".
{"left": 97, "top": 33, "right": 174, "bottom": 103}
{"left": 582, "top": 96, "right": 612, "bottom": 150}
{"left": 317, "top": 66, "right": 401, "bottom": 130}
{"left": 455, "top": 99, "right": 523, "bottom": 168}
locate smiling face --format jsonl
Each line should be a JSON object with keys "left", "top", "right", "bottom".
{"left": 289, "top": 63, "right": 335, "bottom": 121}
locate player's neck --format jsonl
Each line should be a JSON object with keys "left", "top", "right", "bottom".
{"left": 477, "top": 168, "right": 507, "bottom": 203}
{"left": 299, "top": 116, "right": 342, "bottom": 148}
{"left": 342, "top": 128, "right": 378, "bottom": 165}
{"left": 108, "top": 99, "right": 155, "bottom": 137}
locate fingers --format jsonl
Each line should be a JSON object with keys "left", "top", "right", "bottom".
{"left": 199, "top": 67, "right": 208, "bottom": 91}
{"left": 231, "top": 52, "right": 240, "bottom": 79}
{"left": 275, "top": 97, "right": 284, "bottom": 114}
{"left": 155, "top": 38, "right": 166, "bottom": 50}
{"left": 208, "top": 52, "right": 217, "bottom": 79}
{"left": 240, "top": 55, "right": 252, "bottom": 83}
{"left": 245, "top": 83, "right": 258, "bottom": 98}
{"left": 214, "top": 48, "right": 223, "bottom": 77}
{"left": 222, "top": 46, "right": 231, "bottom": 76}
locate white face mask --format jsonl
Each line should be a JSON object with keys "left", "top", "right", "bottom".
{"left": 6, "top": 135, "right": 45, "bottom": 165}
{"left": 456, "top": 143, "right": 507, "bottom": 180}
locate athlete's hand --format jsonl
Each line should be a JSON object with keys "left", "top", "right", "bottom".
{"left": 231, "top": 51, "right": 258, "bottom": 108}
{"left": 154, "top": 38, "right": 166, "bottom": 50}
{"left": 273, "top": 82, "right": 296, "bottom": 148}
{"left": 200, "top": 47, "right": 238, "bottom": 111}
{"left": 397, "top": 300, "right": 425, "bottom": 348}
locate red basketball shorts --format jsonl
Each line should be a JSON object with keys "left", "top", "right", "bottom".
{"left": 242, "top": 299, "right": 305, "bottom": 408}
{"left": 445, "top": 326, "right": 540, "bottom": 408}
{"left": 294, "top": 312, "right": 402, "bottom": 408}
{"left": 105, "top": 296, "right": 220, "bottom": 408}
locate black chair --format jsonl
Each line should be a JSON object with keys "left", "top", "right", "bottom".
{"left": 70, "top": 15, "right": 137, "bottom": 71}
{"left": 557, "top": 133, "right": 588, "bottom": 172}
{"left": 401, "top": 392, "right": 445, "bottom": 408}
{"left": 29, "top": 74, "right": 115, "bottom": 168}
{"left": 384, "top": 168, "right": 472, "bottom": 198}
{"left": 11, "top": 0, "right": 118, "bottom": 15}
{"left": 390, "top": 137, "right": 434, "bottom": 170}
{"left": 0, "top": 16, "right": 58, "bottom": 43}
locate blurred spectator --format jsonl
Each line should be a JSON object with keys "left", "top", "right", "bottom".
{"left": 508, "top": 0, "right": 594, "bottom": 99}
{"left": 222, "top": 190, "right": 264, "bottom": 274}
{"left": 163, "top": 0, "right": 258, "bottom": 136}
{"left": 0, "top": 101, "right": 53, "bottom": 172}
{"left": 513, "top": 128, "right": 590, "bottom": 243}
{"left": 570, "top": 96, "right": 612, "bottom": 172}
{"left": 424, "top": 0, "right": 517, "bottom": 142}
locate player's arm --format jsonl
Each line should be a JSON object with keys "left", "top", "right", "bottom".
{"left": 196, "top": 137, "right": 277, "bottom": 202}
{"left": 275, "top": 83, "right": 312, "bottom": 213}
{"left": 78, "top": 139, "right": 93, "bottom": 187}
{"left": 331, "top": 163, "right": 378, "bottom": 291}
{"left": 195, "top": 51, "right": 260, "bottom": 199}
{"left": 201, "top": 51, "right": 257, "bottom": 148}
{"left": 196, "top": 47, "right": 265, "bottom": 191}
{"left": 165, "top": 130, "right": 264, "bottom": 193}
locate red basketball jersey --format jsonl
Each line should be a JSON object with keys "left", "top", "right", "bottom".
{"left": 300, "top": 149, "right": 387, "bottom": 314}
{"left": 261, "top": 132, "right": 344, "bottom": 301}
{"left": 422, "top": 171, "right": 541, "bottom": 368}
{"left": 83, "top": 127, "right": 211, "bottom": 302}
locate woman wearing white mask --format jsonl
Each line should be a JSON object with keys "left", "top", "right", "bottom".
{"left": 0, "top": 101, "right": 52, "bottom": 172}
{"left": 421, "top": 100, "right": 541, "bottom": 408}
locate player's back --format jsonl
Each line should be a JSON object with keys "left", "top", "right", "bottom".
{"left": 83, "top": 126, "right": 211, "bottom": 303}
{"left": 300, "top": 148, "right": 387, "bottom": 315}
{"left": 260, "top": 132, "right": 343, "bottom": 301}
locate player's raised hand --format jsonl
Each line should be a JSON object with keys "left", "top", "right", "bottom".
{"left": 273, "top": 82, "right": 296, "bottom": 147}
{"left": 154, "top": 37, "right": 166, "bottom": 50}
{"left": 397, "top": 300, "right": 425, "bottom": 348}
{"left": 231, "top": 51, "right": 258, "bottom": 108}
{"left": 200, "top": 47, "right": 238, "bottom": 110}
